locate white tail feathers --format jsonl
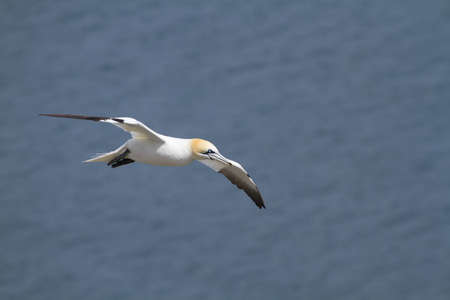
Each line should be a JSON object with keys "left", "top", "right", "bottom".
{"left": 83, "top": 144, "right": 126, "bottom": 163}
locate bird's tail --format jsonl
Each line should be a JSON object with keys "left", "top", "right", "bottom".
{"left": 83, "top": 144, "right": 127, "bottom": 163}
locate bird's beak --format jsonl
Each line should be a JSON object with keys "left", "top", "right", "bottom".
{"left": 208, "top": 152, "right": 233, "bottom": 166}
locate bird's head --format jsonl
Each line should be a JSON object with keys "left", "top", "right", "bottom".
{"left": 191, "top": 138, "right": 232, "bottom": 166}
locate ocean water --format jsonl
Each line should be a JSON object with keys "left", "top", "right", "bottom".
{"left": 1, "top": 1, "right": 450, "bottom": 299}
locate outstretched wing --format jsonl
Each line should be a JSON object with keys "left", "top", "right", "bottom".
{"left": 38, "top": 114, "right": 164, "bottom": 142}
{"left": 199, "top": 158, "right": 265, "bottom": 209}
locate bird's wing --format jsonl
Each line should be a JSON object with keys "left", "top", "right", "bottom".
{"left": 38, "top": 114, "right": 164, "bottom": 142}
{"left": 199, "top": 158, "right": 265, "bottom": 209}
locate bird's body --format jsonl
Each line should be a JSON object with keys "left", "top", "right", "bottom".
{"left": 38, "top": 114, "right": 265, "bottom": 209}
{"left": 99, "top": 135, "right": 195, "bottom": 167}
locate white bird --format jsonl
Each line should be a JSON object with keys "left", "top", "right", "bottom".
{"left": 38, "top": 114, "right": 265, "bottom": 209}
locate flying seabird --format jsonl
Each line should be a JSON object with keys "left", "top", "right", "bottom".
{"left": 38, "top": 114, "right": 265, "bottom": 209}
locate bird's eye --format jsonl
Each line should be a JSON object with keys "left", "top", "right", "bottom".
{"left": 203, "top": 149, "right": 215, "bottom": 154}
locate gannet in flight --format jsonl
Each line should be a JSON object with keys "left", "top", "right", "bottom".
{"left": 38, "top": 114, "right": 265, "bottom": 209}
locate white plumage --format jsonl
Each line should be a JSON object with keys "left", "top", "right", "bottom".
{"left": 39, "top": 114, "right": 265, "bottom": 209}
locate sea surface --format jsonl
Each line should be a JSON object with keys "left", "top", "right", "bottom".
{"left": 1, "top": 1, "right": 450, "bottom": 299}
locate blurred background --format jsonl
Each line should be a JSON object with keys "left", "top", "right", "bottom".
{"left": 1, "top": 0, "right": 450, "bottom": 299}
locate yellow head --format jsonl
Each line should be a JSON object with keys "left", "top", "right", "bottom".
{"left": 191, "top": 138, "right": 219, "bottom": 160}
{"left": 191, "top": 138, "right": 232, "bottom": 166}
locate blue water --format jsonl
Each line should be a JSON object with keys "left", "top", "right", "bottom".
{"left": 1, "top": 1, "right": 450, "bottom": 299}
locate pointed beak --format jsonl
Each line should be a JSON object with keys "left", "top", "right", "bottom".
{"left": 208, "top": 152, "right": 233, "bottom": 166}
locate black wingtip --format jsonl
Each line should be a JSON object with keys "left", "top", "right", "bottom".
{"left": 252, "top": 192, "right": 266, "bottom": 209}
{"left": 37, "top": 114, "right": 109, "bottom": 122}
{"left": 257, "top": 201, "right": 266, "bottom": 209}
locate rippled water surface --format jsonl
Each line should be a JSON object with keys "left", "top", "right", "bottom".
{"left": 1, "top": 1, "right": 450, "bottom": 299}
